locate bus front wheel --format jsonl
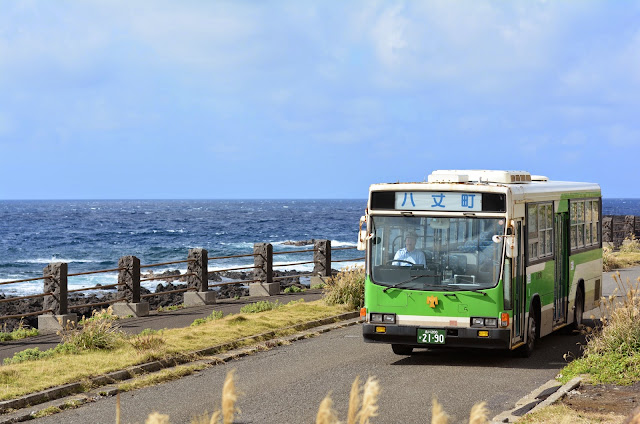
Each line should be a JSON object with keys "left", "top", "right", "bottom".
{"left": 391, "top": 344, "right": 413, "bottom": 355}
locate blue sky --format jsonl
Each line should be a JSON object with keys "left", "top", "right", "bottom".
{"left": 1, "top": 1, "right": 639, "bottom": 199}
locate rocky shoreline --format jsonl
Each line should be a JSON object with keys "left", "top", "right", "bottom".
{"left": 0, "top": 269, "right": 315, "bottom": 333}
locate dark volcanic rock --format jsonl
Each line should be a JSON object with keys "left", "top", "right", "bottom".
{"left": 282, "top": 239, "right": 316, "bottom": 246}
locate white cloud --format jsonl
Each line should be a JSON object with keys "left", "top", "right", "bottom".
{"left": 369, "top": 3, "right": 409, "bottom": 68}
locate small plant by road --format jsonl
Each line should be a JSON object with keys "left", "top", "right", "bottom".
{"left": 0, "top": 321, "right": 38, "bottom": 342}
{"left": 323, "top": 265, "right": 365, "bottom": 310}
{"left": 191, "top": 310, "right": 224, "bottom": 326}
{"left": 240, "top": 300, "right": 282, "bottom": 313}
{"left": 284, "top": 285, "right": 305, "bottom": 293}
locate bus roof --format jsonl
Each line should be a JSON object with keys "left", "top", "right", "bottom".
{"left": 370, "top": 170, "right": 601, "bottom": 200}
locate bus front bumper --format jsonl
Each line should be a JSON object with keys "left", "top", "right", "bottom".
{"left": 362, "top": 323, "right": 511, "bottom": 349}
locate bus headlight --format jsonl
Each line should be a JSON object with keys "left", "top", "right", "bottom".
{"left": 370, "top": 313, "right": 396, "bottom": 324}
{"left": 383, "top": 314, "right": 396, "bottom": 324}
{"left": 484, "top": 318, "right": 498, "bottom": 327}
{"left": 471, "top": 317, "right": 485, "bottom": 327}
{"left": 471, "top": 317, "right": 498, "bottom": 327}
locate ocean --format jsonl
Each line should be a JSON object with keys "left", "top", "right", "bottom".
{"left": 0, "top": 198, "right": 638, "bottom": 296}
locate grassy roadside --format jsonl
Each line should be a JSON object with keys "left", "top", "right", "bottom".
{"left": 603, "top": 237, "right": 640, "bottom": 271}
{"left": 520, "top": 271, "right": 640, "bottom": 423}
{"left": 0, "top": 299, "right": 350, "bottom": 401}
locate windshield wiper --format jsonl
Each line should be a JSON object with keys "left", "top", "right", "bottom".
{"left": 382, "top": 274, "right": 434, "bottom": 292}
{"left": 465, "top": 288, "right": 488, "bottom": 296}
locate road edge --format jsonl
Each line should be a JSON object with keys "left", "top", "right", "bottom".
{"left": 492, "top": 376, "right": 583, "bottom": 423}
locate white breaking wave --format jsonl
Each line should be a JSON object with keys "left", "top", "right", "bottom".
{"left": 16, "top": 258, "right": 100, "bottom": 264}
{"left": 330, "top": 240, "right": 357, "bottom": 248}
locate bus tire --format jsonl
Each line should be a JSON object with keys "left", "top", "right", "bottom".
{"left": 391, "top": 344, "right": 413, "bottom": 355}
{"left": 518, "top": 314, "right": 537, "bottom": 358}
{"left": 573, "top": 285, "right": 585, "bottom": 330}
{"left": 562, "top": 284, "right": 585, "bottom": 334}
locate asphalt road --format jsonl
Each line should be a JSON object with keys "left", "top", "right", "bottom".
{"left": 30, "top": 322, "right": 587, "bottom": 424}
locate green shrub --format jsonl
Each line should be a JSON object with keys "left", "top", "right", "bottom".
{"left": 4, "top": 348, "right": 47, "bottom": 365}
{"left": 240, "top": 301, "right": 282, "bottom": 314}
{"left": 323, "top": 266, "right": 365, "bottom": 310}
{"left": 191, "top": 310, "right": 224, "bottom": 327}
{"left": 3, "top": 343, "right": 79, "bottom": 365}
{"left": 284, "top": 285, "right": 304, "bottom": 293}
{"left": 0, "top": 321, "right": 38, "bottom": 342}
{"left": 61, "top": 309, "right": 123, "bottom": 351}
{"left": 310, "top": 283, "right": 326, "bottom": 290}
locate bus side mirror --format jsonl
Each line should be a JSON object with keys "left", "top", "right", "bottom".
{"left": 357, "top": 216, "right": 367, "bottom": 251}
{"left": 492, "top": 234, "right": 518, "bottom": 258}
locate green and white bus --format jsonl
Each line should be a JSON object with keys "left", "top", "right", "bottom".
{"left": 358, "top": 170, "right": 602, "bottom": 356}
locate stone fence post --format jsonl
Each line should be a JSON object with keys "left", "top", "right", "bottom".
{"left": 38, "top": 262, "right": 77, "bottom": 333}
{"left": 184, "top": 248, "right": 216, "bottom": 306}
{"left": 250, "top": 243, "right": 278, "bottom": 296}
{"left": 602, "top": 216, "right": 613, "bottom": 244}
{"left": 623, "top": 215, "right": 636, "bottom": 241}
{"left": 311, "top": 240, "right": 332, "bottom": 287}
{"left": 114, "top": 255, "right": 148, "bottom": 317}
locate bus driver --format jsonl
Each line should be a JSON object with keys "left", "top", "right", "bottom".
{"left": 393, "top": 232, "right": 426, "bottom": 266}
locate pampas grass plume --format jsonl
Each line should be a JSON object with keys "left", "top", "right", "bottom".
{"left": 116, "top": 392, "right": 121, "bottom": 424}
{"left": 316, "top": 394, "right": 339, "bottom": 424}
{"left": 209, "top": 410, "right": 221, "bottom": 424}
{"left": 347, "top": 375, "right": 361, "bottom": 424}
{"left": 222, "top": 369, "right": 239, "bottom": 424}
{"left": 145, "top": 411, "right": 170, "bottom": 424}
{"left": 468, "top": 401, "right": 489, "bottom": 424}
{"left": 357, "top": 377, "right": 380, "bottom": 424}
{"left": 431, "top": 397, "right": 449, "bottom": 424}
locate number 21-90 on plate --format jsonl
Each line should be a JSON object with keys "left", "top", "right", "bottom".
{"left": 417, "top": 328, "right": 445, "bottom": 344}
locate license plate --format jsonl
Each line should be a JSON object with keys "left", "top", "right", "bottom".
{"left": 417, "top": 328, "right": 445, "bottom": 344}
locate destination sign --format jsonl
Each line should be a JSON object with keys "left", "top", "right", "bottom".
{"left": 394, "top": 192, "right": 482, "bottom": 212}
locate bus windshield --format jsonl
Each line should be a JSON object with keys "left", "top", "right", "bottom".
{"left": 369, "top": 216, "right": 506, "bottom": 291}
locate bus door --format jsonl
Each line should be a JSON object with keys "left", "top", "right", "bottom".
{"left": 512, "top": 221, "right": 525, "bottom": 341}
{"left": 554, "top": 212, "right": 569, "bottom": 324}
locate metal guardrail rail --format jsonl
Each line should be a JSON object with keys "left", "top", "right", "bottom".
{"left": 0, "top": 242, "right": 364, "bottom": 323}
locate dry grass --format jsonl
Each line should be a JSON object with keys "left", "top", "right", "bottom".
{"left": 603, "top": 246, "right": 640, "bottom": 271}
{"left": 323, "top": 266, "right": 365, "bottom": 310}
{"left": 118, "top": 364, "right": 207, "bottom": 393}
{"left": 603, "top": 235, "right": 640, "bottom": 271}
{"left": 517, "top": 404, "right": 627, "bottom": 424}
{"left": 0, "top": 300, "right": 348, "bottom": 401}
{"left": 587, "top": 273, "right": 640, "bottom": 357}
{"left": 561, "top": 273, "right": 640, "bottom": 384}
